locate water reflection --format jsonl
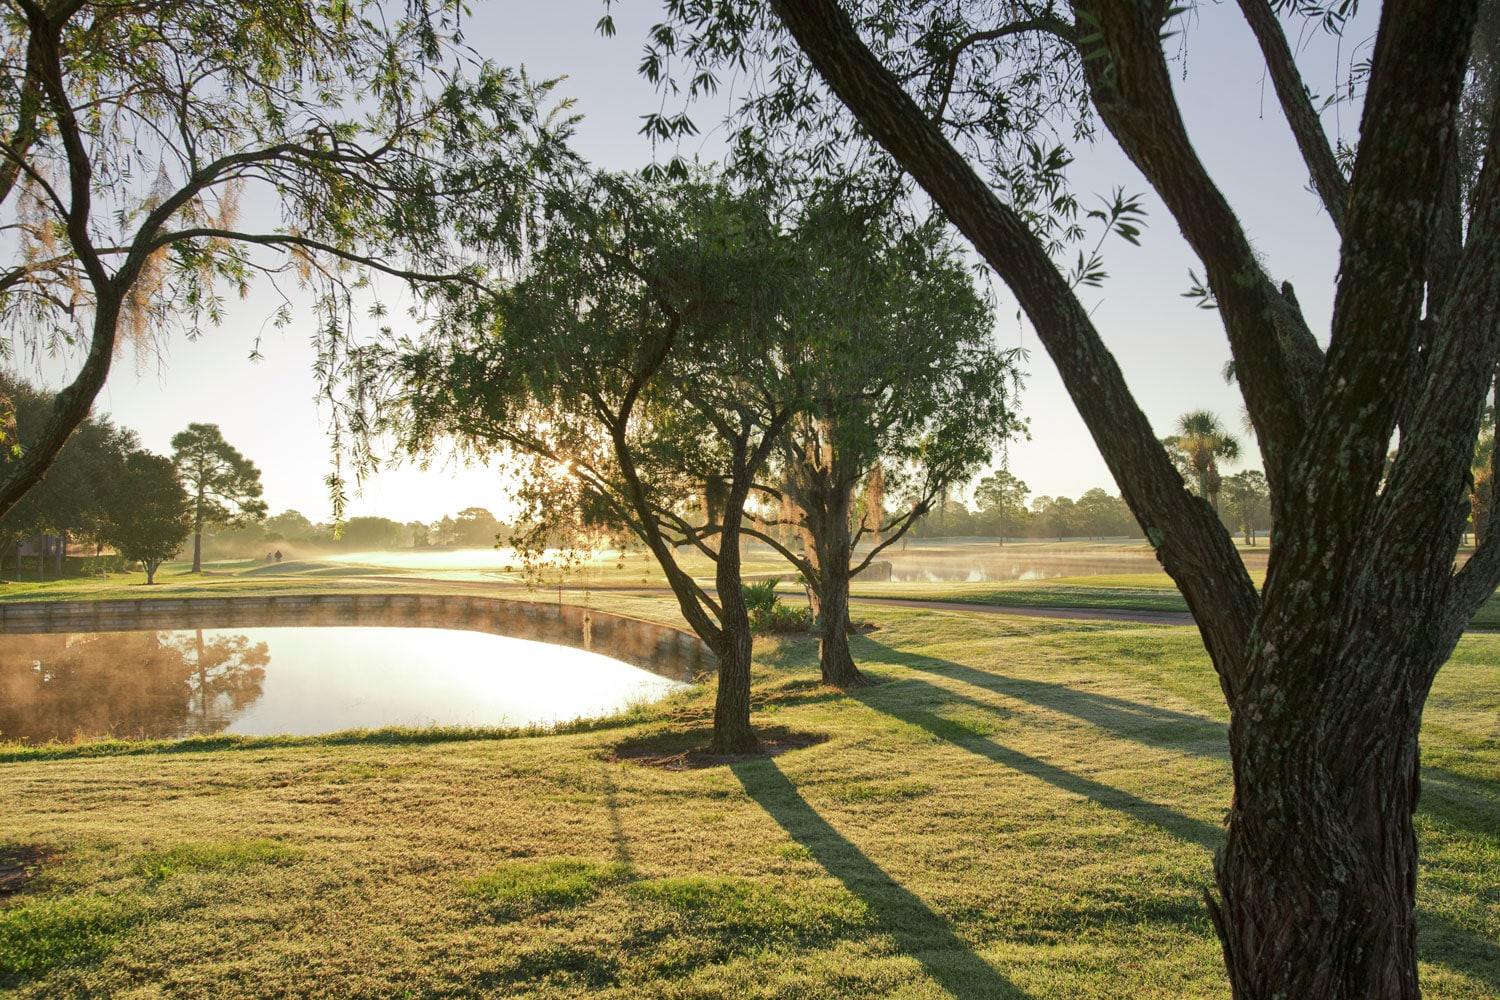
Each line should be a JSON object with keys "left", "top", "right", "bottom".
{"left": 0, "top": 626, "right": 691, "bottom": 743}
{"left": 0, "top": 630, "right": 268, "bottom": 742}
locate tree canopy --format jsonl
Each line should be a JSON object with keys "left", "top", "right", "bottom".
{"left": 742, "top": 189, "right": 1023, "bottom": 685}
{"left": 372, "top": 171, "right": 807, "bottom": 752}
{"left": 108, "top": 450, "right": 190, "bottom": 584}
{"left": 0, "top": 370, "right": 134, "bottom": 577}
{"left": 0, "top": 0, "right": 573, "bottom": 521}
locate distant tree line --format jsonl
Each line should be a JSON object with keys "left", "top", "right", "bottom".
{"left": 200, "top": 505, "right": 512, "bottom": 558}
{"left": 908, "top": 466, "right": 1272, "bottom": 545}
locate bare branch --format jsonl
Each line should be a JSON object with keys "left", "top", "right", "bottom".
{"left": 1235, "top": 0, "right": 1348, "bottom": 234}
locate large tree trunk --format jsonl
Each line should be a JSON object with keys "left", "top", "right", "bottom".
{"left": 1213, "top": 636, "right": 1430, "bottom": 1000}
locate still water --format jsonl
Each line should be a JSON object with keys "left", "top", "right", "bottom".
{"left": 0, "top": 626, "right": 691, "bottom": 744}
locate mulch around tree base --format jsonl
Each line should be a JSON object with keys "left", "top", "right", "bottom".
{"left": 0, "top": 846, "right": 44, "bottom": 895}
{"left": 609, "top": 726, "right": 829, "bottom": 771}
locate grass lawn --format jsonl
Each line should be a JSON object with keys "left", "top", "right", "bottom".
{"left": 2, "top": 596, "right": 1496, "bottom": 998}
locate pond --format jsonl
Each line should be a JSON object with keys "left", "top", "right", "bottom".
{"left": 0, "top": 594, "right": 708, "bottom": 744}
{"left": 0, "top": 626, "right": 692, "bottom": 743}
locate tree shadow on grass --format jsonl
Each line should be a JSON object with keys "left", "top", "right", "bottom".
{"left": 732, "top": 757, "right": 1034, "bottom": 1000}
{"left": 853, "top": 637, "right": 1229, "bottom": 758}
{"left": 1418, "top": 910, "right": 1500, "bottom": 994}
{"left": 849, "top": 639, "right": 1500, "bottom": 983}
{"left": 867, "top": 693, "right": 1224, "bottom": 852}
{"left": 854, "top": 638, "right": 1500, "bottom": 851}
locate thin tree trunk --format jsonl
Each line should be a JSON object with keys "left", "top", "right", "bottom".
{"left": 710, "top": 621, "right": 756, "bottom": 753}
{"left": 710, "top": 472, "right": 758, "bottom": 754}
{"left": 191, "top": 480, "right": 205, "bottom": 573}
{"left": 815, "top": 510, "right": 865, "bottom": 688}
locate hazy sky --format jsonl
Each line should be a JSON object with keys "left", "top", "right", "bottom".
{"left": 8, "top": 1, "right": 1369, "bottom": 524}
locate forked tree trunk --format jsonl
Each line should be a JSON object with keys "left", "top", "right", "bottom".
{"left": 759, "top": 8, "right": 1499, "bottom": 993}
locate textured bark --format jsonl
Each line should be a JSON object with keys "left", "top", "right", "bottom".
{"left": 1213, "top": 625, "right": 1432, "bottom": 1000}
{"left": 709, "top": 467, "right": 759, "bottom": 753}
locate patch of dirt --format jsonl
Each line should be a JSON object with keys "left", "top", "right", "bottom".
{"left": 0, "top": 846, "right": 45, "bottom": 896}
{"left": 609, "top": 726, "right": 829, "bottom": 771}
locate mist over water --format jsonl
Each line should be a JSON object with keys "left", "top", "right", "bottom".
{"left": 314, "top": 539, "right": 1269, "bottom": 585}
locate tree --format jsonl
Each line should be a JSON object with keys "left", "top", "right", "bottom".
{"left": 263, "top": 509, "right": 316, "bottom": 544}
{"left": 1075, "top": 486, "right": 1122, "bottom": 539}
{"left": 337, "top": 516, "right": 403, "bottom": 550}
{"left": 107, "top": 451, "right": 189, "bottom": 584}
{"left": 1031, "top": 494, "right": 1078, "bottom": 541}
{"left": 452, "top": 507, "right": 505, "bottom": 548}
{"left": 373, "top": 172, "right": 807, "bottom": 753}
{"left": 0, "top": 0, "right": 572, "bottom": 522}
{"left": 647, "top": 1, "right": 1500, "bottom": 993}
{"left": 0, "top": 372, "right": 134, "bottom": 579}
{"left": 171, "top": 423, "right": 267, "bottom": 573}
{"left": 1222, "top": 469, "right": 1270, "bottom": 545}
{"left": 743, "top": 192, "right": 1022, "bottom": 687}
{"left": 1167, "top": 410, "right": 1242, "bottom": 512}
{"left": 974, "top": 468, "right": 1029, "bottom": 542}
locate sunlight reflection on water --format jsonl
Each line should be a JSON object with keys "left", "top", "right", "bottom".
{"left": 1, "top": 626, "right": 689, "bottom": 743}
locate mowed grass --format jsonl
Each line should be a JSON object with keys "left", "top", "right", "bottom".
{"left": 2, "top": 600, "right": 1496, "bottom": 999}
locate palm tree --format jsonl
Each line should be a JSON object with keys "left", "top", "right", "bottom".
{"left": 1170, "top": 410, "right": 1241, "bottom": 511}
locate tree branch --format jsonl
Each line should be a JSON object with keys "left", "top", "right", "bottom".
{"left": 1079, "top": 0, "right": 1322, "bottom": 503}
{"left": 1234, "top": 0, "right": 1348, "bottom": 234}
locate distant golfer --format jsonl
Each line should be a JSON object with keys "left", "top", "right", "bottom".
{"left": 274, "top": 549, "right": 282, "bottom": 563}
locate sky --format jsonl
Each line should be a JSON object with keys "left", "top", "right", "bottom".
{"left": 5, "top": 1, "right": 1371, "bottom": 525}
